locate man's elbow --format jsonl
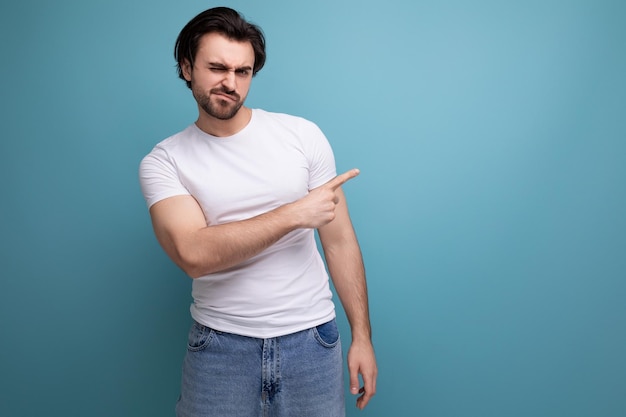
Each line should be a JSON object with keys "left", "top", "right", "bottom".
{"left": 174, "top": 250, "right": 213, "bottom": 279}
{"left": 164, "top": 239, "right": 226, "bottom": 278}
{"left": 180, "top": 256, "right": 223, "bottom": 279}
{"left": 185, "top": 266, "right": 205, "bottom": 279}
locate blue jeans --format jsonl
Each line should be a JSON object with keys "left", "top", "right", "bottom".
{"left": 175, "top": 319, "right": 345, "bottom": 417}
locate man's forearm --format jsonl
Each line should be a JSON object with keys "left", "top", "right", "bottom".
{"left": 323, "top": 237, "right": 372, "bottom": 341}
{"left": 156, "top": 171, "right": 360, "bottom": 278}
{"left": 176, "top": 204, "right": 299, "bottom": 278}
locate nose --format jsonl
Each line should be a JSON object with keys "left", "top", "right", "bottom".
{"left": 221, "top": 70, "right": 236, "bottom": 92}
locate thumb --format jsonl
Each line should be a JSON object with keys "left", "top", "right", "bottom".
{"left": 349, "top": 365, "right": 360, "bottom": 395}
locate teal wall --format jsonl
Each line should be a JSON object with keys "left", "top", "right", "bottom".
{"left": 1, "top": 1, "right": 625, "bottom": 416}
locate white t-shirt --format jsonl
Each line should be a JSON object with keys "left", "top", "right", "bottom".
{"left": 139, "top": 109, "right": 338, "bottom": 338}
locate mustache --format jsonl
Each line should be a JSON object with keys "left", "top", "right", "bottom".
{"left": 211, "top": 87, "right": 240, "bottom": 101}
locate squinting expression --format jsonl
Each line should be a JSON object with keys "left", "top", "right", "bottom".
{"left": 184, "top": 33, "right": 255, "bottom": 121}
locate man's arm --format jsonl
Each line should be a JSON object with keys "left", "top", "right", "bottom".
{"left": 318, "top": 188, "right": 378, "bottom": 410}
{"left": 148, "top": 169, "right": 360, "bottom": 278}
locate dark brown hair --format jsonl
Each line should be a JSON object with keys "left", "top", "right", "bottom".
{"left": 174, "top": 7, "right": 266, "bottom": 88}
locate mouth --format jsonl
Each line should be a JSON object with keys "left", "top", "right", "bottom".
{"left": 212, "top": 90, "right": 239, "bottom": 102}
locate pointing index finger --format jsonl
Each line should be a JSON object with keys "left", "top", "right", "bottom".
{"left": 327, "top": 168, "right": 360, "bottom": 190}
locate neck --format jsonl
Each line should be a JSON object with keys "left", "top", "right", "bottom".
{"left": 195, "top": 106, "right": 252, "bottom": 137}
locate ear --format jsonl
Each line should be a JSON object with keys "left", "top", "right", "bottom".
{"left": 181, "top": 59, "right": 192, "bottom": 82}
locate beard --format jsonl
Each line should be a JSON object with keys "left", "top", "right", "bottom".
{"left": 193, "top": 86, "right": 245, "bottom": 120}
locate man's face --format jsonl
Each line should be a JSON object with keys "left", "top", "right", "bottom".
{"left": 183, "top": 32, "right": 255, "bottom": 120}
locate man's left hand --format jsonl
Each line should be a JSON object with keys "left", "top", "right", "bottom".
{"left": 347, "top": 340, "right": 378, "bottom": 409}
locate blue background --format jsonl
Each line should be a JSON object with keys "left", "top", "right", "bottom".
{"left": 1, "top": 1, "right": 625, "bottom": 416}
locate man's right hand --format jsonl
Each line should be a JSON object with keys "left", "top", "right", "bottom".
{"left": 288, "top": 168, "right": 360, "bottom": 229}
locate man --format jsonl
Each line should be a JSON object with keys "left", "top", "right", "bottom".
{"left": 139, "top": 7, "right": 377, "bottom": 416}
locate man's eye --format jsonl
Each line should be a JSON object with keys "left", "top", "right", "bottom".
{"left": 236, "top": 69, "right": 250, "bottom": 77}
{"left": 210, "top": 67, "right": 227, "bottom": 73}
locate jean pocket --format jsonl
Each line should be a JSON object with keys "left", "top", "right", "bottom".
{"left": 313, "top": 319, "right": 340, "bottom": 348}
{"left": 187, "top": 322, "right": 215, "bottom": 352}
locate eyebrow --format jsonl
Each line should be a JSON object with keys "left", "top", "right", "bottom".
{"left": 207, "top": 62, "right": 253, "bottom": 72}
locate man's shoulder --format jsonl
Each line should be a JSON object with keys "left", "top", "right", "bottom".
{"left": 140, "top": 124, "right": 198, "bottom": 168}
{"left": 253, "top": 108, "right": 319, "bottom": 131}
{"left": 153, "top": 124, "right": 197, "bottom": 150}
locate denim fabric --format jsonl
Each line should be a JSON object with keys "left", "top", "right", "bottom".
{"left": 175, "top": 319, "right": 345, "bottom": 417}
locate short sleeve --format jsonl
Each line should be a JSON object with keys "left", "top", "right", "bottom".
{"left": 300, "top": 120, "right": 337, "bottom": 190}
{"left": 139, "top": 146, "right": 190, "bottom": 209}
